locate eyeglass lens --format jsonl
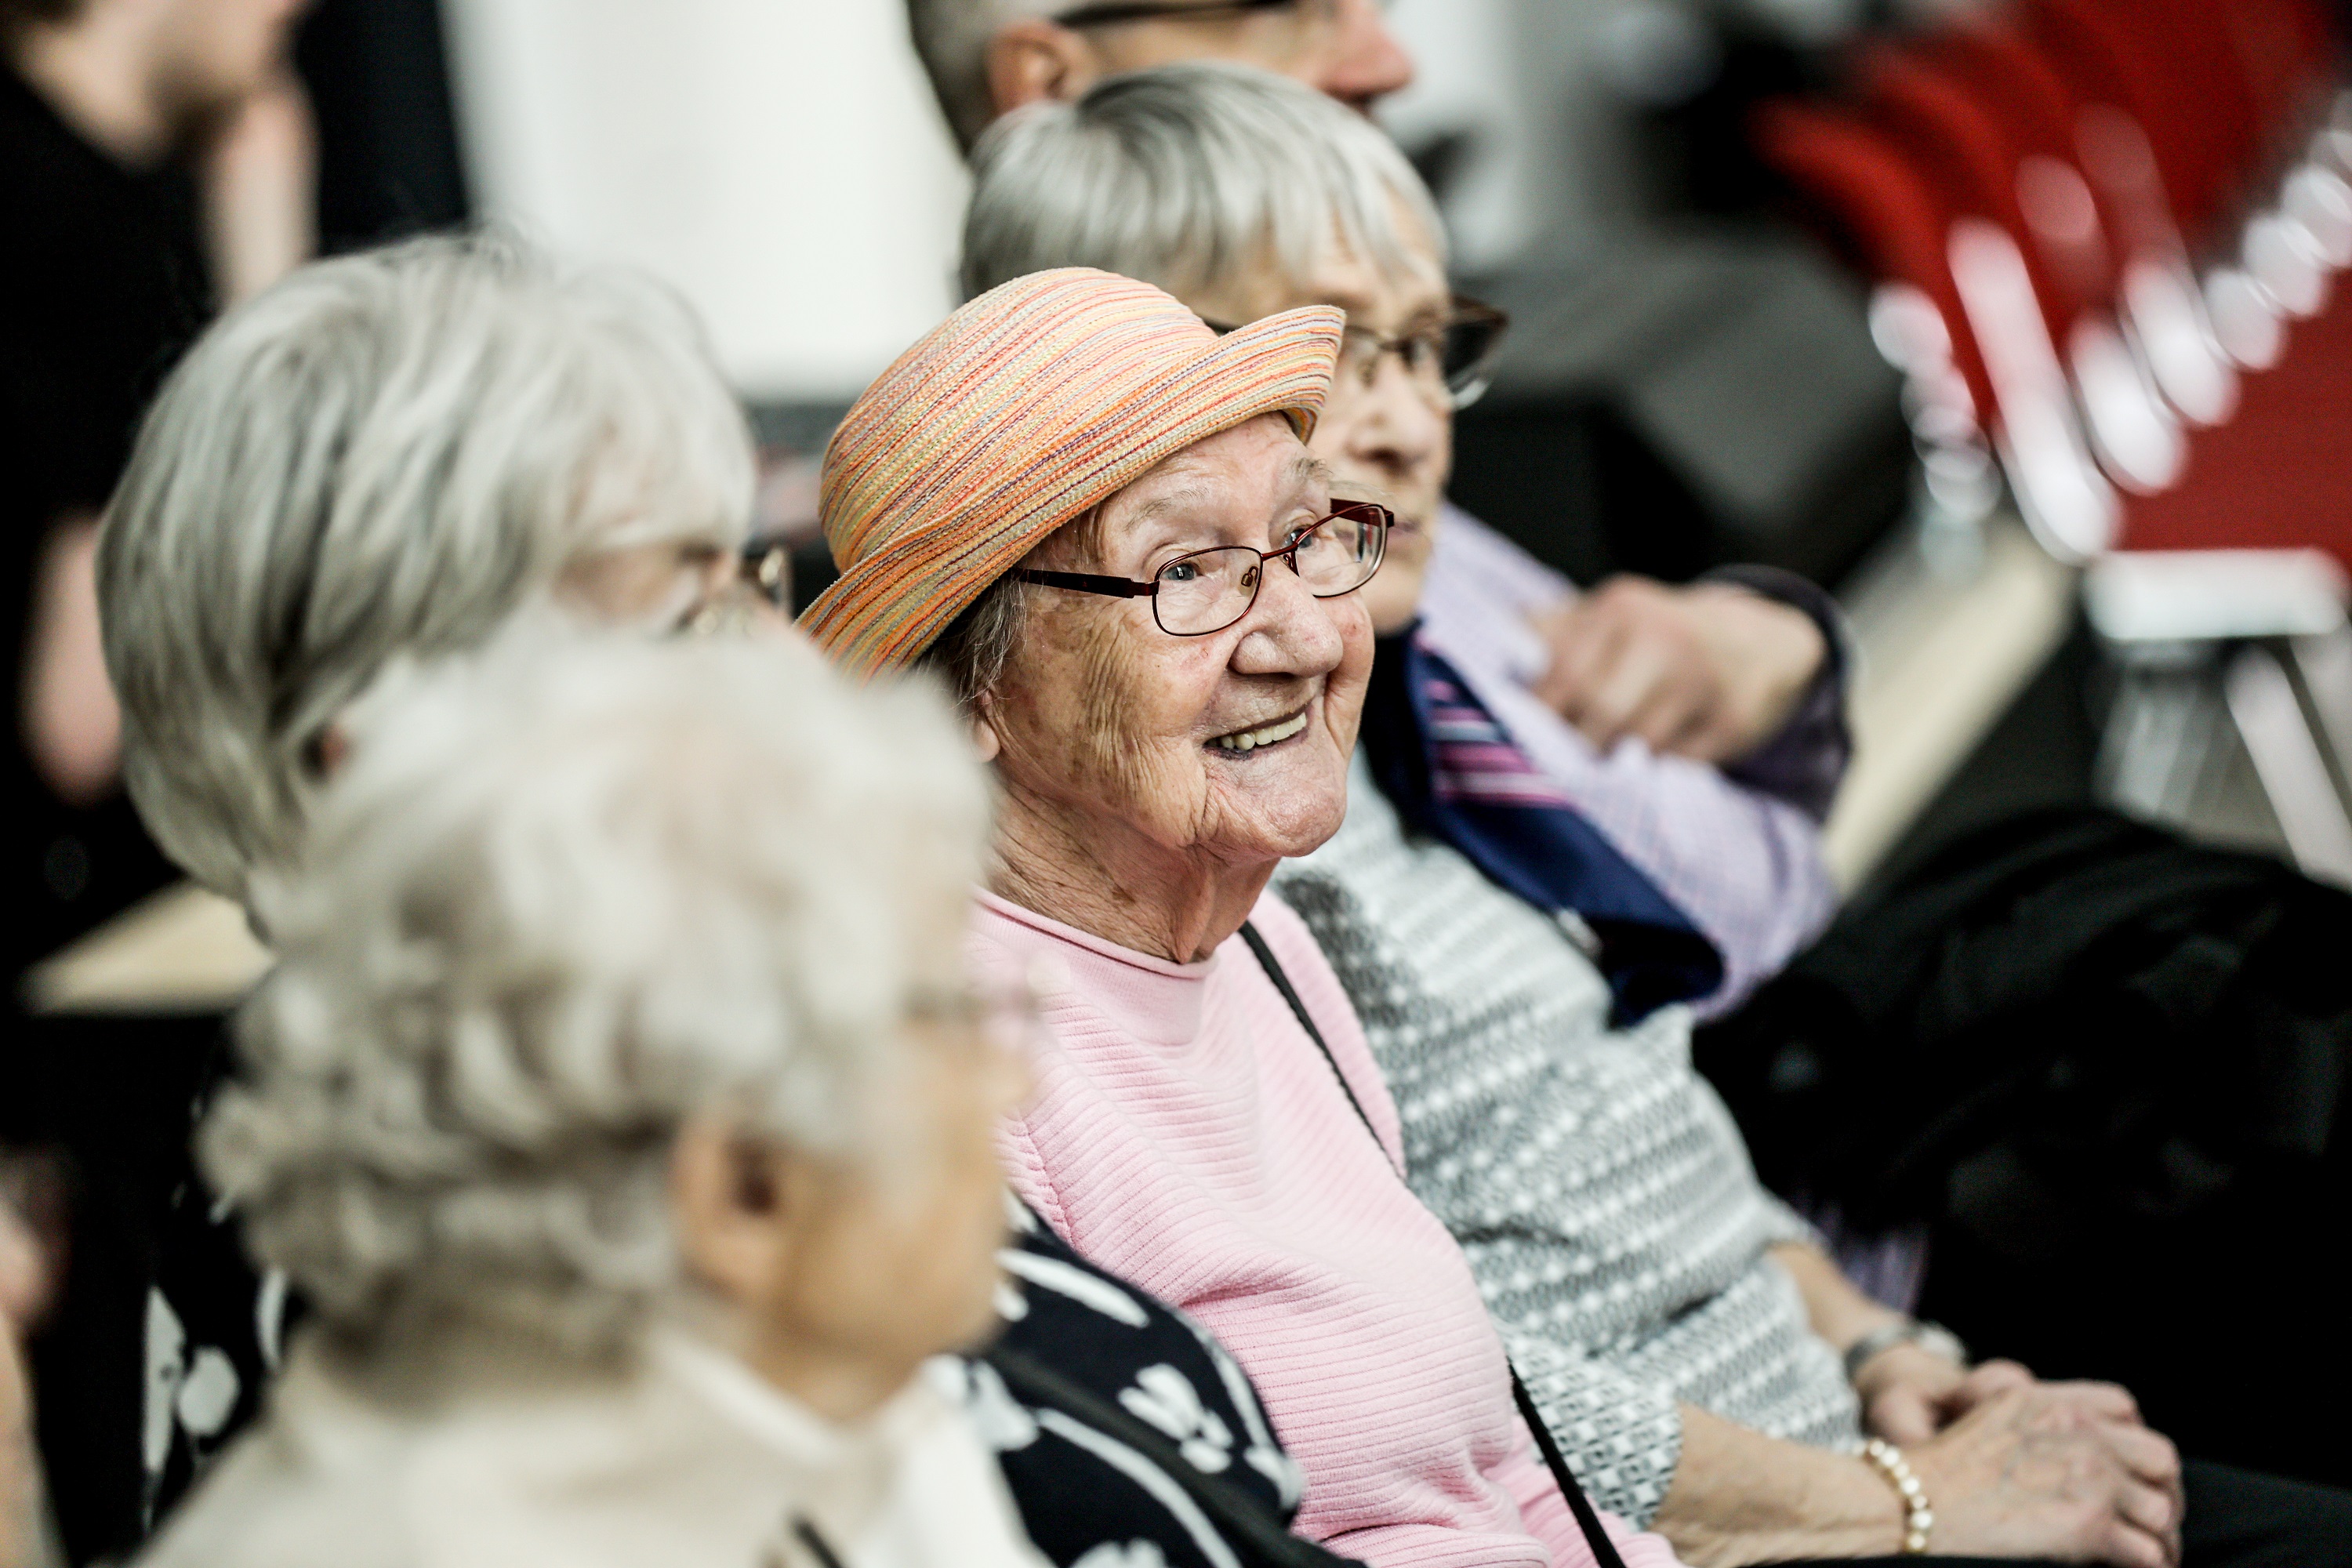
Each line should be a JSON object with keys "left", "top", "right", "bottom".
{"left": 1335, "top": 313, "right": 1505, "bottom": 403}
{"left": 1152, "top": 506, "right": 1385, "bottom": 635}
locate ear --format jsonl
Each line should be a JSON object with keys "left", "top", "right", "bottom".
{"left": 985, "top": 20, "right": 1101, "bottom": 118}
{"left": 970, "top": 701, "right": 1002, "bottom": 764}
{"left": 307, "top": 722, "right": 351, "bottom": 779}
{"left": 671, "top": 1118, "right": 801, "bottom": 1309}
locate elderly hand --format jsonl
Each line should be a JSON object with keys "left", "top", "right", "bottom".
{"left": 1526, "top": 577, "right": 1827, "bottom": 764}
{"left": 1906, "top": 1384, "right": 2184, "bottom": 1568}
{"left": 1857, "top": 1346, "right": 2038, "bottom": 1446}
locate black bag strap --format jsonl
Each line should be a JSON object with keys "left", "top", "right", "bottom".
{"left": 788, "top": 1517, "right": 848, "bottom": 1568}
{"left": 1239, "top": 920, "right": 1632, "bottom": 1568}
{"left": 1238, "top": 921, "right": 1381, "bottom": 1145}
{"left": 1510, "top": 1371, "right": 1632, "bottom": 1568}
{"left": 983, "top": 1343, "right": 1365, "bottom": 1568}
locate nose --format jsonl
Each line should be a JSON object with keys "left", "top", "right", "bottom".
{"left": 1322, "top": 0, "right": 1415, "bottom": 107}
{"left": 1229, "top": 546, "right": 1347, "bottom": 678}
{"left": 1332, "top": 355, "right": 1446, "bottom": 493}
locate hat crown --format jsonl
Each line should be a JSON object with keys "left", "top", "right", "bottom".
{"left": 821, "top": 269, "right": 1218, "bottom": 570}
{"left": 802, "top": 267, "right": 1342, "bottom": 679}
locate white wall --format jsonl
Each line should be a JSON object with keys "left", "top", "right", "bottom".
{"left": 1380, "top": 0, "right": 1535, "bottom": 272}
{"left": 440, "top": 0, "right": 969, "bottom": 403}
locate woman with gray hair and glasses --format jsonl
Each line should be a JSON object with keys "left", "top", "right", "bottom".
{"left": 97, "top": 234, "right": 771, "bottom": 906}
{"left": 42, "top": 230, "right": 775, "bottom": 1552}
{"left": 135, "top": 629, "right": 1039, "bottom": 1568}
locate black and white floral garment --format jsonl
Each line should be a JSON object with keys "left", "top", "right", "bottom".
{"left": 943, "top": 1200, "right": 1339, "bottom": 1568}
{"left": 118, "top": 1154, "right": 1330, "bottom": 1568}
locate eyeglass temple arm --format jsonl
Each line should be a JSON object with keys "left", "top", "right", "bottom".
{"left": 1054, "top": 0, "right": 1287, "bottom": 24}
{"left": 1014, "top": 568, "right": 1158, "bottom": 597}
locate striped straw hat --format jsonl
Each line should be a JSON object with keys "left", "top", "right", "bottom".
{"left": 800, "top": 267, "right": 1344, "bottom": 679}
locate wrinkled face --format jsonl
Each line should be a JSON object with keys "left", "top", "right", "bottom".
{"left": 1187, "top": 228, "right": 1452, "bottom": 636}
{"left": 150, "top": 0, "right": 312, "bottom": 125}
{"left": 985, "top": 413, "right": 1372, "bottom": 871}
{"left": 1069, "top": 0, "right": 1413, "bottom": 114}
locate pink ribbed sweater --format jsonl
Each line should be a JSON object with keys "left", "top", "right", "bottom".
{"left": 971, "top": 889, "right": 1684, "bottom": 1568}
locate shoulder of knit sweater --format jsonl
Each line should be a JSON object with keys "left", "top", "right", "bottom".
{"left": 996, "top": 1114, "right": 1074, "bottom": 1241}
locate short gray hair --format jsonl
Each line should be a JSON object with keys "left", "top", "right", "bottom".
{"left": 960, "top": 62, "right": 1445, "bottom": 303}
{"left": 98, "top": 234, "right": 755, "bottom": 903}
{"left": 204, "top": 627, "right": 990, "bottom": 1348}
{"left": 906, "top": 0, "right": 1056, "bottom": 153}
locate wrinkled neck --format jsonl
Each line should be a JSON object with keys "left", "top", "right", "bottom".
{"left": 989, "top": 784, "right": 1271, "bottom": 965}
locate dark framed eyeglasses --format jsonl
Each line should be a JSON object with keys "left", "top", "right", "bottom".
{"left": 677, "top": 539, "right": 793, "bottom": 637}
{"left": 1202, "top": 296, "right": 1510, "bottom": 409}
{"left": 1053, "top": 0, "right": 1308, "bottom": 27}
{"left": 1014, "top": 499, "right": 1392, "bottom": 637}
{"left": 746, "top": 539, "right": 791, "bottom": 606}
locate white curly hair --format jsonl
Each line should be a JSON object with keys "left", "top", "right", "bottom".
{"left": 201, "top": 626, "right": 989, "bottom": 1348}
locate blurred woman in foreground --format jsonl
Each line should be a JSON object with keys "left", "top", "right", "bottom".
{"left": 138, "top": 630, "right": 1034, "bottom": 1568}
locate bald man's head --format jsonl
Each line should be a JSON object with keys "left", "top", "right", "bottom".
{"left": 906, "top": 0, "right": 1413, "bottom": 154}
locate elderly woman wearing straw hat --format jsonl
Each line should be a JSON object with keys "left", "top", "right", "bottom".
{"left": 801, "top": 268, "right": 1680, "bottom": 1568}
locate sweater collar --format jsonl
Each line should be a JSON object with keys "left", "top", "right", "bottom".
{"left": 971, "top": 889, "right": 1218, "bottom": 1050}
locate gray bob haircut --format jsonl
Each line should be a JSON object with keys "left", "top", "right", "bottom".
{"left": 960, "top": 61, "right": 1446, "bottom": 303}
{"left": 98, "top": 233, "right": 755, "bottom": 903}
{"left": 906, "top": 0, "right": 1057, "bottom": 153}
{"left": 206, "top": 627, "right": 990, "bottom": 1346}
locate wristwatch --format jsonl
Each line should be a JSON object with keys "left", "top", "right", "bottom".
{"left": 1844, "top": 1319, "right": 1969, "bottom": 1384}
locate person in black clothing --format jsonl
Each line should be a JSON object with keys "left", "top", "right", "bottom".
{"left": 3, "top": 4, "right": 311, "bottom": 1556}
{"left": 0, "top": 0, "right": 311, "bottom": 985}
{"left": 1700, "top": 806, "right": 2352, "bottom": 1496}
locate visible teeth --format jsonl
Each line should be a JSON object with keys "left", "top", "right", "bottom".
{"left": 1213, "top": 712, "right": 1308, "bottom": 752}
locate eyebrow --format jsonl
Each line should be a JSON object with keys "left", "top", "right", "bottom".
{"left": 1124, "top": 481, "right": 1219, "bottom": 531}
{"left": 1287, "top": 451, "right": 1337, "bottom": 499}
{"left": 1114, "top": 448, "right": 1334, "bottom": 546}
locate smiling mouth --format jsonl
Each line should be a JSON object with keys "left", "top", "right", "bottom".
{"left": 1208, "top": 709, "right": 1310, "bottom": 753}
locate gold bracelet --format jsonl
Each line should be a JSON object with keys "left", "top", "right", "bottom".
{"left": 1860, "top": 1437, "right": 1935, "bottom": 1555}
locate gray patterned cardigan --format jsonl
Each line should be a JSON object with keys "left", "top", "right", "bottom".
{"left": 1273, "top": 758, "right": 1862, "bottom": 1526}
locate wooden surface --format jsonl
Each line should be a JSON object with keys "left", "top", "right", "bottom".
{"left": 23, "top": 880, "right": 271, "bottom": 1017}
{"left": 1824, "top": 513, "right": 2081, "bottom": 888}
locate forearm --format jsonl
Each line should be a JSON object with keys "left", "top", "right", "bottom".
{"left": 1654, "top": 1403, "right": 1904, "bottom": 1566}
{"left": 1702, "top": 566, "right": 1853, "bottom": 822}
{"left": 198, "top": 75, "right": 315, "bottom": 306}
{"left": 1768, "top": 1240, "right": 1904, "bottom": 1359}
{"left": 2, "top": 1339, "right": 54, "bottom": 1568}
{"left": 20, "top": 514, "right": 121, "bottom": 806}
